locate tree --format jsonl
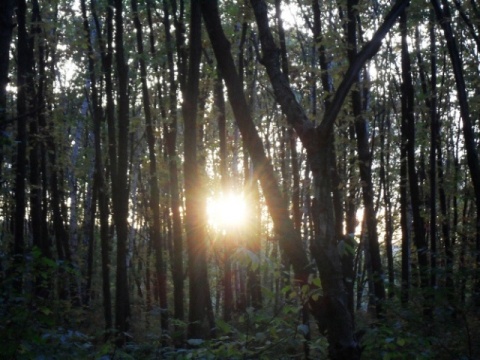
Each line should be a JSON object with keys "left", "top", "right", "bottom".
{"left": 112, "top": 0, "right": 131, "bottom": 342}
{"left": 248, "top": 0, "right": 408, "bottom": 357}
{"left": 80, "top": 0, "right": 112, "bottom": 330}
{"left": 0, "top": 0, "right": 15, "bottom": 178}
{"left": 184, "top": 0, "right": 211, "bottom": 339}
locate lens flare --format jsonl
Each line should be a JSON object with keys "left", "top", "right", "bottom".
{"left": 207, "top": 193, "right": 247, "bottom": 230}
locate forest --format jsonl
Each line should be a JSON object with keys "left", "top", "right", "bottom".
{"left": 1, "top": 0, "right": 480, "bottom": 358}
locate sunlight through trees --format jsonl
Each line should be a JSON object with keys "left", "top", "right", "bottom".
{"left": 1, "top": 0, "right": 480, "bottom": 358}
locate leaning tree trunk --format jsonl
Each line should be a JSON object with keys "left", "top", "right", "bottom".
{"left": 200, "top": 0, "right": 349, "bottom": 357}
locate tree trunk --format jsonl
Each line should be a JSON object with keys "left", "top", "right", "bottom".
{"left": 0, "top": 0, "right": 15, "bottom": 178}
{"left": 379, "top": 114, "right": 395, "bottom": 298}
{"left": 163, "top": 0, "right": 185, "bottom": 328}
{"left": 30, "top": 0, "right": 52, "bottom": 299}
{"left": 13, "top": 0, "right": 32, "bottom": 294}
{"left": 184, "top": 0, "right": 210, "bottom": 339}
{"left": 346, "top": 0, "right": 385, "bottom": 315}
{"left": 213, "top": 73, "right": 234, "bottom": 320}
{"left": 400, "top": 10, "right": 430, "bottom": 314}
{"left": 113, "top": 0, "right": 131, "bottom": 343}
{"left": 82, "top": 0, "right": 113, "bottom": 332}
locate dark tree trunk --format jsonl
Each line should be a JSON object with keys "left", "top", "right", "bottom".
{"left": 214, "top": 73, "right": 234, "bottom": 321}
{"left": 346, "top": 0, "right": 385, "bottom": 315}
{"left": 399, "top": 93, "right": 410, "bottom": 305}
{"left": 13, "top": 0, "right": 32, "bottom": 293}
{"left": 184, "top": 0, "right": 210, "bottom": 339}
{"left": 314, "top": 0, "right": 356, "bottom": 318}
{"left": 289, "top": 128, "right": 301, "bottom": 233}
{"left": 82, "top": 0, "right": 113, "bottom": 332}
{"left": 30, "top": 0, "right": 51, "bottom": 290}
{"left": 416, "top": 17, "right": 453, "bottom": 300}
{"left": 400, "top": 10, "right": 430, "bottom": 314}
{"left": 379, "top": 114, "right": 395, "bottom": 298}
{"left": 162, "top": 0, "right": 185, "bottom": 328}
{"left": 427, "top": 26, "right": 438, "bottom": 292}
{"left": 113, "top": 0, "right": 131, "bottom": 343}
{"left": 89, "top": 12, "right": 116, "bottom": 319}
{"left": 0, "top": 0, "right": 15, "bottom": 178}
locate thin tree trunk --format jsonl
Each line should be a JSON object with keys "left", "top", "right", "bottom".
{"left": 184, "top": 0, "right": 210, "bottom": 339}
{"left": 0, "top": 0, "right": 15, "bottom": 180}
{"left": 113, "top": 0, "right": 131, "bottom": 343}
{"left": 379, "top": 114, "right": 395, "bottom": 298}
{"left": 346, "top": 0, "right": 385, "bottom": 315}
{"left": 83, "top": 0, "right": 113, "bottom": 332}
{"left": 400, "top": 10, "right": 430, "bottom": 315}
{"left": 30, "top": 0, "right": 52, "bottom": 299}
{"left": 13, "top": 0, "right": 33, "bottom": 294}
{"left": 214, "top": 73, "right": 233, "bottom": 321}
{"left": 163, "top": 0, "right": 185, "bottom": 328}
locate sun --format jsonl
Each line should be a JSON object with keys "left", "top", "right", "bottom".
{"left": 207, "top": 192, "right": 247, "bottom": 230}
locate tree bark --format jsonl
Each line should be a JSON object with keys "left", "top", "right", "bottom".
{"left": 346, "top": 0, "right": 386, "bottom": 315}
{"left": 379, "top": 114, "right": 395, "bottom": 298}
{"left": 13, "top": 0, "right": 32, "bottom": 293}
{"left": 113, "top": 0, "right": 131, "bottom": 343}
{"left": 163, "top": 0, "right": 185, "bottom": 328}
{"left": 82, "top": 0, "right": 113, "bottom": 332}
{"left": 184, "top": 0, "right": 210, "bottom": 339}
{"left": 400, "top": 10, "right": 430, "bottom": 315}
{"left": 30, "top": 0, "right": 51, "bottom": 284}
{"left": 0, "top": 0, "right": 15, "bottom": 178}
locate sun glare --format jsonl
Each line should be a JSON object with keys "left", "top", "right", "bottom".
{"left": 207, "top": 193, "right": 247, "bottom": 230}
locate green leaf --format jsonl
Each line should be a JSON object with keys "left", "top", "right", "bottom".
{"left": 39, "top": 307, "right": 52, "bottom": 316}
{"left": 216, "top": 319, "right": 232, "bottom": 334}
